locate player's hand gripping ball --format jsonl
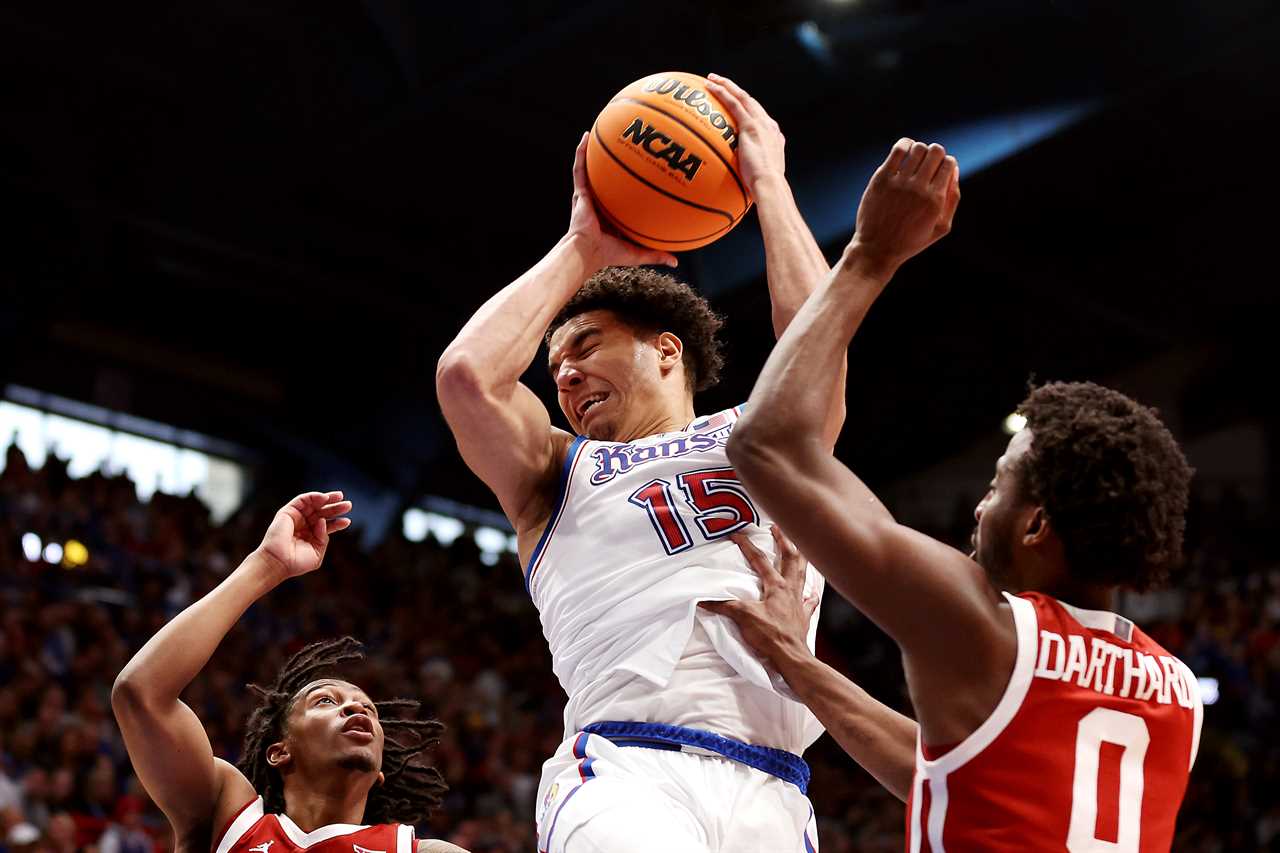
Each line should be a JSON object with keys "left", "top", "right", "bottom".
{"left": 586, "top": 72, "right": 752, "bottom": 251}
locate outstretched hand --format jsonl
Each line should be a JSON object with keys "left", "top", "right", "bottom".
{"left": 566, "top": 132, "right": 678, "bottom": 271}
{"left": 851, "top": 138, "right": 961, "bottom": 275}
{"left": 704, "top": 73, "right": 784, "bottom": 195}
{"left": 700, "top": 525, "right": 819, "bottom": 670}
{"left": 255, "top": 491, "right": 353, "bottom": 580}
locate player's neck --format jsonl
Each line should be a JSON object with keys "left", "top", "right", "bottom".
{"left": 281, "top": 778, "right": 372, "bottom": 831}
{"left": 621, "top": 399, "right": 696, "bottom": 441}
{"left": 1038, "top": 577, "right": 1116, "bottom": 613}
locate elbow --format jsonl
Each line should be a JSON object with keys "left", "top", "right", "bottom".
{"left": 435, "top": 349, "right": 486, "bottom": 412}
{"left": 110, "top": 669, "right": 145, "bottom": 717}
{"left": 728, "top": 413, "right": 797, "bottom": 480}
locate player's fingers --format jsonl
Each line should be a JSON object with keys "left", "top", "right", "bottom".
{"left": 635, "top": 248, "right": 679, "bottom": 268}
{"left": 319, "top": 500, "right": 353, "bottom": 518}
{"left": 903, "top": 141, "right": 929, "bottom": 177}
{"left": 705, "top": 78, "right": 748, "bottom": 125}
{"left": 699, "top": 599, "right": 745, "bottom": 619}
{"left": 326, "top": 517, "right": 352, "bottom": 534}
{"left": 762, "top": 522, "right": 803, "bottom": 581}
{"left": 917, "top": 143, "right": 947, "bottom": 181}
{"left": 707, "top": 73, "right": 766, "bottom": 120}
{"left": 884, "top": 138, "right": 914, "bottom": 173}
{"left": 769, "top": 525, "right": 803, "bottom": 582}
{"left": 930, "top": 154, "right": 958, "bottom": 191}
{"left": 730, "top": 532, "right": 784, "bottom": 585}
{"left": 572, "top": 132, "right": 590, "bottom": 190}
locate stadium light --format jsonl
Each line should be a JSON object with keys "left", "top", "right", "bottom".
{"left": 1003, "top": 413, "right": 1028, "bottom": 435}
{"left": 63, "top": 539, "right": 89, "bottom": 567}
{"left": 1198, "top": 677, "right": 1219, "bottom": 706}
{"left": 22, "top": 532, "right": 41, "bottom": 562}
{"left": 43, "top": 542, "right": 64, "bottom": 564}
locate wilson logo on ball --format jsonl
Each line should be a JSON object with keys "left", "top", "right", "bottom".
{"left": 641, "top": 77, "right": 739, "bottom": 150}
{"left": 619, "top": 118, "right": 704, "bottom": 181}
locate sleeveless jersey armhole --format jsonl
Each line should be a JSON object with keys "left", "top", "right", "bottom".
{"left": 524, "top": 434, "right": 587, "bottom": 597}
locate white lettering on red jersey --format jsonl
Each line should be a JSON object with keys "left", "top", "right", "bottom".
{"left": 906, "top": 592, "right": 1202, "bottom": 852}
{"left": 213, "top": 798, "right": 413, "bottom": 853}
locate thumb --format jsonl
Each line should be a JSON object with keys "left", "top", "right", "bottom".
{"left": 699, "top": 599, "right": 741, "bottom": 617}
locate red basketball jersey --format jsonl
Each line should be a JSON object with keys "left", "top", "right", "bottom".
{"left": 213, "top": 798, "right": 414, "bottom": 853}
{"left": 906, "top": 592, "right": 1202, "bottom": 852}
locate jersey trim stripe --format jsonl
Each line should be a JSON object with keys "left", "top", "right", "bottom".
{"left": 277, "top": 812, "right": 370, "bottom": 847}
{"left": 214, "top": 796, "right": 264, "bottom": 853}
{"left": 1181, "top": 659, "right": 1204, "bottom": 769}
{"left": 396, "top": 823, "right": 413, "bottom": 853}
{"left": 910, "top": 593, "right": 1037, "bottom": 850}
{"left": 917, "top": 593, "right": 1039, "bottom": 776}
{"left": 524, "top": 434, "right": 587, "bottom": 596}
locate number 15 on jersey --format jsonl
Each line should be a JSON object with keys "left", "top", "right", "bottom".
{"left": 628, "top": 467, "right": 759, "bottom": 554}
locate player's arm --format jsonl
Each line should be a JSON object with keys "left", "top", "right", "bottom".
{"left": 435, "top": 135, "right": 676, "bottom": 527}
{"left": 702, "top": 528, "right": 917, "bottom": 801}
{"left": 111, "top": 493, "right": 352, "bottom": 837}
{"left": 726, "top": 143, "right": 1012, "bottom": 716}
{"left": 706, "top": 74, "right": 845, "bottom": 447}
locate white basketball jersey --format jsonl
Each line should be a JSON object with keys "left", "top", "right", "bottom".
{"left": 525, "top": 405, "right": 825, "bottom": 753}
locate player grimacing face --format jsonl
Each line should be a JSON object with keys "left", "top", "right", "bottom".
{"left": 270, "top": 679, "right": 386, "bottom": 782}
{"left": 548, "top": 309, "right": 684, "bottom": 442}
{"left": 971, "top": 428, "right": 1036, "bottom": 588}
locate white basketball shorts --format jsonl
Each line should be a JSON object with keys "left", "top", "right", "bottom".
{"left": 535, "top": 722, "right": 819, "bottom": 853}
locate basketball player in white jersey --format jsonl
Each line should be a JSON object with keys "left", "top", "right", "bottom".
{"left": 436, "top": 74, "right": 954, "bottom": 851}
{"left": 112, "top": 492, "right": 467, "bottom": 853}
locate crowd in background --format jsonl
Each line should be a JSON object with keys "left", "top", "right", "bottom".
{"left": 0, "top": 443, "right": 1276, "bottom": 852}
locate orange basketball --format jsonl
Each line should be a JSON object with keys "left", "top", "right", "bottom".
{"left": 586, "top": 71, "right": 751, "bottom": 252}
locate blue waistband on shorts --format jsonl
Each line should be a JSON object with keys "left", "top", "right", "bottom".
{"left": 582, "top": 721, "right": 810, "bottom": 793}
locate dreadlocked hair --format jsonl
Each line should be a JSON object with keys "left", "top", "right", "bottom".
{"left": 1015, "top": 381, "right": 1193, "bottom": 591}
{"left": 237, "top": 637, "right": 447, "bottom": 825}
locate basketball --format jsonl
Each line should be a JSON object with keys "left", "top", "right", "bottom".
{"left": 586, "top": 71, "right": 752, "bottom": 252}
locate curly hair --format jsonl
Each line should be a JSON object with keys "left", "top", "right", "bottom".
{"left": 237, "top": 637, "right": 447, "bottom": 825}
{"left": 545, "top": 266, "right": 726, "bottom": 392}
{"left": 1014, "top": 381, "right": 1193, "bottom": 591}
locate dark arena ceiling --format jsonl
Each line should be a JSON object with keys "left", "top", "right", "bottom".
{"left": 2, "top": 0, "right": 1277, "bottom": 511}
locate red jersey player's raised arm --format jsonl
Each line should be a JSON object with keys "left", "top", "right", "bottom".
{"left": 724, "top": 140, "right": 999, "bottom": 746}
{"left": 111, "top": 493, "right": 353, "bottom": 847}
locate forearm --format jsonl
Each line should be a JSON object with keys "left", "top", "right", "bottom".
{"left": 754, "top": 176, "right": 848, "bottom": 444}
{"left": 778, "top": 645, "right": 917, "bottom": 801}
{"left": 754, "top": 176, "right": 830, "bottom": 334}
{"left": 437, "top": 234, "right": 599, "bottom": 391}
{"left": 114, "top": 552, "right": 281, "bottom": 704}
{"left": 736, "top": 242, "right": 890, "bottom": 451}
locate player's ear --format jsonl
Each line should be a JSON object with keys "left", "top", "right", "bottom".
{"left": 266, "top": 741, "right": 291, "bottom": 769}
{"left": 655, "top": 332, "right": 684, "bottom": 373}
{"left": 375, "top": 771, "right": 385, "bottom": 787}
{"left": 1022, "top": 506, "right": 1052, "bottom": 547}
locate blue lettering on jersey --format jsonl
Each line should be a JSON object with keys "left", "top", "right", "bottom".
{"left": 589, "top": 432, "right": 721, "bottom": 485}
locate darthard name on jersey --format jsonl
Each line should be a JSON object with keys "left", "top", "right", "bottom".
{"left": 1033, "top": 627, "right": 1196, "bottom": 708}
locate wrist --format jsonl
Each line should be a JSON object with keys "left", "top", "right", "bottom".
{"left": 558, "top": 231, "right": 607, "bottom": 278}
{"left": 772, "top": 636, "right": 819, "bottom": 675}
{"left": 839, "top": 238, "right": 901, "bottom": 285}
{"left": 747, "top": 172, "right": 791, "bottom": 206}
{"left": 239, "top": 550, "right": 289, "bottom": 595}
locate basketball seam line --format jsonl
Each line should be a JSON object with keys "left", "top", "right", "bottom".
{"left": 609, "top": 95, "right": 750, "bottom": 211}
{"left": 591, "top": 125, "right": 736, "bottom": 226}
{"left": 591, "top": 188, "right": 733, "bottom": 245}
